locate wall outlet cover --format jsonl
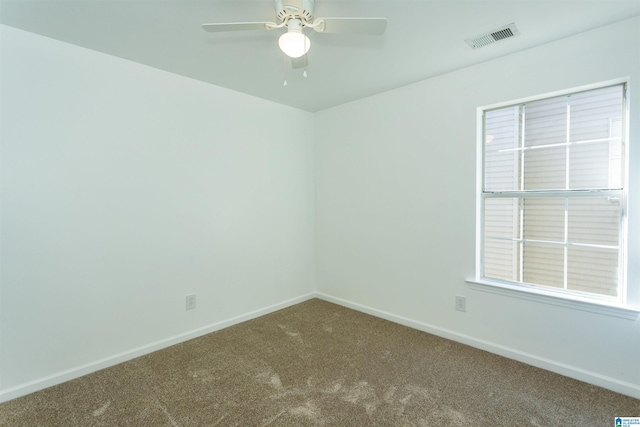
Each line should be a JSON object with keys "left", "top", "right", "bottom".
{"left": 186, "top": 294, "right": 196, "bottom": 310}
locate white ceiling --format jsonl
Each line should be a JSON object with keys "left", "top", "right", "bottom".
{"left": 2, "top": 0, "right": 639, "bottom": 112}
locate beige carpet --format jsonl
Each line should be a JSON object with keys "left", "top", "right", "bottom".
{"left": 1, "top": 298, "right": 638, "bottom": 426}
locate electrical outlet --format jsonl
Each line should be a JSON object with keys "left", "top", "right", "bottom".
{"left": 455, "top": 296, "right": 466, "bottom": 312}
{"left": 186, "top": 294, "right": 196, "bottom": 310}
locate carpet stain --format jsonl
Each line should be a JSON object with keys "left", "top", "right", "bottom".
{"left": 261, "top": 410, "right": 285, "bottom": 426}
{"left": 289, "top": 400, "right": 318, "bottom": 416}
{"left": 270, "top": 373, "right": 283, "bottom": 389}
{"left": 191, "top": 368, "right": 216, "bottom": 384}
{"left": 212, "top": 415, "right": 227, "bottom": 426}
{"left": 256, "top": 368, "right": 283, "bottom": 390}
{"left": 341, "top": 381, "right": 379, "bottom": 416}
{"left": 156, "top": 401, "right": 180, "bottom": 427}
{"left": 92, "top": 400, "right": 111, "bottom": 417}
{"left": 342, "top": 381, "right": 375, "bottom": 403}
{"left": 289, "top": 400, "right": 324, "bottom": 424}
{"left": 405, "top": 384, "right": 437, "bottom": 400}
{"left": 278, "top": 323, "right": 306, "bottom": 346}
{"left": 440, "top": 406, "right": 469, "bottom": 424}
{"left": 323, "top": 379, "right": 343, "bottom": 393}
{"left": 320, "top": 312, "right": 342, "bottom": 333}
{"left": 399, "top": 393, "right": 413, "bottom": 405}
{"left": 383, "top": 385, "right": 397, "bottom": 402}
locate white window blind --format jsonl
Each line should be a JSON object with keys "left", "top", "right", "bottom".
{"left": 481, "top": 84, "right": 626, "bottom": 301}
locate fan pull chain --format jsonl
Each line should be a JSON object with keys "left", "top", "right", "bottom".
{"left": 302, "top": 32, "right": 308, "bottom": 78}
{"left": 283, "top": 54, "right": 288, "bottom": 87}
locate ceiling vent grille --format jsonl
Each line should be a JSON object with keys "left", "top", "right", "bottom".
{"left": 465, "top": 23, "right": 520, "bottom": 49}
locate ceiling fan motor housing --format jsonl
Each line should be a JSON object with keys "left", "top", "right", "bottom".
{"left": 275, "top": 0, "right": 315, "bottom": 23}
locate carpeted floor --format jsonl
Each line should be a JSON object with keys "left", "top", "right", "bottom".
{"left": 1, "top": 298, "right": 638, "bottom": 426}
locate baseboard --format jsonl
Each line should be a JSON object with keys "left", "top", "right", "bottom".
{"left": 316, "top": 292, "right": 640, "bottom": 400}
{"left": 0, "top": 292, "right": 316, "bottom": 403}
{"left": 4, "top": 291, "right": 638, "bottom": 402}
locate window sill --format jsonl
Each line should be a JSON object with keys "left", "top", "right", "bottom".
{"left": 465, "top": 279, "right": 640, "bottom": 320}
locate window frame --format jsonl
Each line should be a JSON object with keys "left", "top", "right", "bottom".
{"left": 472, "top": 79, "right": 639, "bottom": 319}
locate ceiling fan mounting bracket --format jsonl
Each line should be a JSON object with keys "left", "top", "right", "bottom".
{"left": 275, "top": 0, "right": 315, "bottom": 24}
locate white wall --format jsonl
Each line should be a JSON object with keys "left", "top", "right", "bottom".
{"left": 315, "top": 17, "right": 640, "bottom": 398}
{"left": 0, "top": 25, "right": 315, "bottom": 400}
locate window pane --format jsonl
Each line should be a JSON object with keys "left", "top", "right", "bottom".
{"left": 523, "top": 146, "right": 566, "bottom": 190}
{"left": 523, "top": 197, "right": 564, "bottom": 242}
{"left": 568, "top": 197, "right": 620, "bottom": 246}
{"left": 567, "top": 246, "right": 618, "bottom": 297}
{"left": 484, "top": 239, "right": 518, "bottom": 281}
{"left": 569, "top": 85, "right": 623, "bottom": 144}
{"left": 524, "top": 96, "right": 567, "bottom": 147}
{"left": 569, "top": 86, "right": 624, "bottom": 189}
{"left": 484, "top": 107, "right": 519, "bottom": 191}
{"left": 569, "top": 142, "right": 610, "bottom": 189}
{"left": 484, "top": 198, "right": 519, "bottom": 240}
{"left": 522, "top": 243, "right": 564, "bottom": 288}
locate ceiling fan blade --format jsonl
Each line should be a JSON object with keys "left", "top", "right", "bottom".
{"left": 291, "top": 54, "right": 308, "bottom": 69}
{"left": 202, "top": 22, "right": 276, "bottom": 32}
{"left": 312, "top": 17, "right": 387, "bottom": 35}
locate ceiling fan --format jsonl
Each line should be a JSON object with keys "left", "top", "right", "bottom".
{"left": 202, "top": 0, "right": 387, "bottom": 69}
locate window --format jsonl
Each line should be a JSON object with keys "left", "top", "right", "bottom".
{"left": 478, "top": 82, "right": 628, "bottom": 306}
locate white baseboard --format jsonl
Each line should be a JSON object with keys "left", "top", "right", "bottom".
{"left": 316, "top": 292, "right": 640, "bottom": 400}
{"left": 0, "top": 292, "right": 316, "bottom": 403}
{"left": 4, "top": 291, "right": 638, "bottom": 403}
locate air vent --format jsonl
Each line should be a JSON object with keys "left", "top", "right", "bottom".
{"left": 465, "top": 23, "right": 520, "bottom": 49}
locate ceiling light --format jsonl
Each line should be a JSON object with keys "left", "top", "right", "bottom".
{"left": 278, "top": 19, "right": 310, "bottom": 58}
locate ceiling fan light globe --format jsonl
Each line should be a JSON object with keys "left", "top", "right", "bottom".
{"left": 278, "top": 31, "right": 311, "bottom": 58}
